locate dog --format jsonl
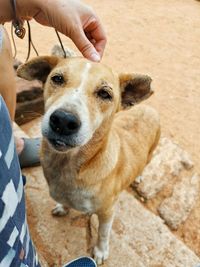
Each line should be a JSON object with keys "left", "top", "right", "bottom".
{"left": 17, "top": 55, "right": 160, "bottom": 265}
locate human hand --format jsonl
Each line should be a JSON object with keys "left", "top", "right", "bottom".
{"left": 19, "top": 0, "right": 107, "bottom": 61}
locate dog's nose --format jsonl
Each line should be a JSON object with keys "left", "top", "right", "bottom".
{"left": 50, "top": 109, "right": 81, "bottom": 135}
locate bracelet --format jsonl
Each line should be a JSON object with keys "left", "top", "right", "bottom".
{"left": 10, "top": 0, "right": 26, "bottom": 39}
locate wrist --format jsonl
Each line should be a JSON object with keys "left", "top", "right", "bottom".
{"left": 0, "top": 0, "right": 41, "bottom": 23}
{"left": 15, "top": 0, "right": 41, "bottom": 20}
{"left": 0, "top": 0, "right": 13, "bottom": 23}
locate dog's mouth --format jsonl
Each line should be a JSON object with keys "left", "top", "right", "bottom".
{"left": 48, "top": 138, "right": 75, "bottom": 152}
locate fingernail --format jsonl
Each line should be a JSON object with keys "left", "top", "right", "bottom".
{"left": 90, "top": 52, "right": 100, "bottom": 62}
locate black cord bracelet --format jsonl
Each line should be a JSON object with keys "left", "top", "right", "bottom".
{"left": 10, "top": 0, "right": 26, "bottom": 39}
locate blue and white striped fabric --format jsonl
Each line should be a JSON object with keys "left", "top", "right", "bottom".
{"left": 0, "top": 96, "right": 40, "bottom": 267}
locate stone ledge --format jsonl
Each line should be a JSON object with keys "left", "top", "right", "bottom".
{"left": 158, "top": 173, "right": 200, "bottom": 230}
{"left": 15, "top": 75, "right": 44, "bottom": 125}
{"left": 134, "top": 137, "right": 194, "bottom": 200}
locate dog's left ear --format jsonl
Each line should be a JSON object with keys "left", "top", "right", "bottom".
{"left": 119, "top": 73, "right": 153, "bottom": 107}
{"left": 17, "top": 56, "right": 60, "bottom": 83}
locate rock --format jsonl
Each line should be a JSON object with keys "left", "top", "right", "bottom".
{"left": 15, "top": 77, "right": 44, "bottom": 125}
{"left": 15, "top": 76, "right": 42, "bottom": 94}
{"left": 158, "top": 174, "right": 200, "bottom": 230}
{"left": 17, "top": 86, "right": 43, "bottom": 103}
{"left": 90, "top": 192, "right": 200, "bottom": 267}
{"left": 134, "top": 137, "right": 194, "bottom": 199}
{"left": 15, "top": 95, "right": 44, "bottom": 125}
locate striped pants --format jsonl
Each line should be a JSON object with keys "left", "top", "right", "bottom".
{"left": 0, "top": 96, "right": 40, "bottom": 267}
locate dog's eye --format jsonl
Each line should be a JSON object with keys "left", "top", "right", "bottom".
{"left": 97, "top": 89, "right": 112, "bottom": 100}
{"left": 51, "top": 74, "right": 64, "bottom": 85}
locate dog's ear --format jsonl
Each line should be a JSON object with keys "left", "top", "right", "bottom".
{"left": 119, "top": 73, "right": 153, "bottom": 108}
{"left": 17, "top": 56, "right": 60, "bottom": 83}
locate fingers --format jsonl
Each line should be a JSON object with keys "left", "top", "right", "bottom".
{"left": 84, "top": 19, "right": 107, "bottom": 58}
{"left": 70, "top": 27, "right": 101, "bottom": 62}
{"left": 33, "top": 0, "right": 107, "bottom": 62}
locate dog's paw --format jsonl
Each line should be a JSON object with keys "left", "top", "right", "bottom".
{"left": 93, "top": 246, "right": 109, "bottom": 265}
{"left": 51, "top": 203, "right": 69, "bottom": 216}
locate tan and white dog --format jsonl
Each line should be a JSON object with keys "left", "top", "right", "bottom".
{"left": 17, "top": 56, "right": 160, "bottom": 265}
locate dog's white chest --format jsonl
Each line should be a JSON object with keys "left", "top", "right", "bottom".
{"left": 43, "top": 153, "right": 99, "bottom": 214}
{"left": 49, "top": 182, "right": 96, "bottom": 214}
{"left": 67, "top": 188, "right": 95, "bottom": 213}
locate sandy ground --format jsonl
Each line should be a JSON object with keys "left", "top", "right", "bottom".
{"left": 5, "top": 0, "right": 200, "bottom": 260}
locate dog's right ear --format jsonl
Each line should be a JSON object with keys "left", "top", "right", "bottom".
{"left": 119, "top": 73, "right": 153, "bottom": 108}
{"left": 17, "top": 56, "right": 60, "bottom": 83}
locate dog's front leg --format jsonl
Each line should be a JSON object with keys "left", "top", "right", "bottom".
{"left": 93, "top": 211, "right": 114, "bottom": 265}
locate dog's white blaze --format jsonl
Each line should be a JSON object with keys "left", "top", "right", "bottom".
{"left": 75, "top": 62, "right": 105, "bottom": 135}
{"left": 64, "top": 62, "right": 93, "bottom": 144}
{"left": 77, "top": 62, "right": 91, "bottom": 91}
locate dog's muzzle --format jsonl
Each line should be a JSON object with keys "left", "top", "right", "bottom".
{"left": 46, "top": 109, "right": 81, "bottom": 151}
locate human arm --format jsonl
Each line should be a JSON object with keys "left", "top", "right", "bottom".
{"left": 0, "top": 0, "right": 106, "bottom": 61}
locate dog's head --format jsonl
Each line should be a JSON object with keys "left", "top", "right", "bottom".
{"left": 17, "top": 56, "right": 153, "bottom": 152}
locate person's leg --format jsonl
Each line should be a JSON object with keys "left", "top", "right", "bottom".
{"left": 0, "top": 96, "right": 40, "bottom": 267}
{"left": 0, "top": 25, "right": 40, "bottom": 168}
{"left": 0, "top": 25, "right": 16, "bottom": 121}
{"left": 0, "top": 25, "right": 25, "bottom": 156}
